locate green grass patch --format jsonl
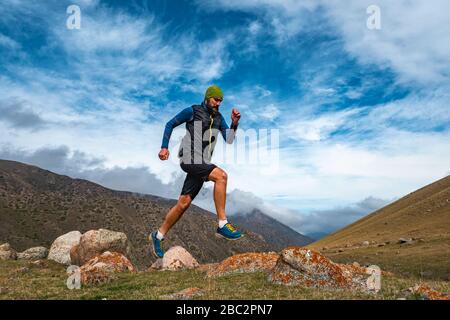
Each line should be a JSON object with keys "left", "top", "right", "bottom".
{"left": 1, "top": 259, "right": 449, "bottom": 300}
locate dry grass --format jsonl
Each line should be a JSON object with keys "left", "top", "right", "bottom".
{"left": 307, "top": 176, "right": 450, "bottom": 282}
{"left": 1, "top": 259, "right": 448, "bottom": 300}
{"left": 309, "top": 176, "right": 450, "bottom": 251}
{"left": 319, "top": 238, "right": 450, "bottom": 280}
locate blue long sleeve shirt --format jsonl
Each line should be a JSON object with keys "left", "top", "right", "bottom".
{"left": 161, "top": 103, "right": 238, "bottom": 149}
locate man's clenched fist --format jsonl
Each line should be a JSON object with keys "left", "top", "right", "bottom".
{"left": 159, "top": 148, "right": 169, "bottom": 160}
{"left": 231, "top": 108, "right": 241, "bottom": 124}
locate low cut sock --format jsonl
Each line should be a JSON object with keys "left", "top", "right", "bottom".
{"left": 156, "top": 230, "right": 165, "bottom": 240}
{"left": 218, "top": 219, "right": 228, "bottom": 229}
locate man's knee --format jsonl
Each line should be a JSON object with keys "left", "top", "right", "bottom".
{"left": 210, "top": 168, "right": 227, "bottom": 183}
{"left": 178, "top": 195, "right": 192, "bottom": 211}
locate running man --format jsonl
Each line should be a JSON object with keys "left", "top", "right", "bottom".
{"left": 150, "top": 85, "right": 243, "bottom": 258}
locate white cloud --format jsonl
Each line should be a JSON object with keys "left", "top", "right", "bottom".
{"left": 282, "top": 196, "right": 393, "bottom": 235}
{"left": 313, "top": 88, "right": 336, "bottom": 96}
{"left": 184, "top": 35, "right": 234, "bottom": 82}
{"left": 199, "top": 0, "right": 450, "bottom": 85}
{"left": 345, "top": 89, "right": 363, "bottom": 100}
{"left": 260, "top": 104, "right": 280, "bottom": 120}
{"left": 0, "top": 33, "right": 20, "bottom": 49}
{"left": 196, "top": 0, "right": 325, "bottom": 46}
{"left": 360, "top": 89, "right": 450, "bottom": 130}
{"left": 286, "top": 108, "right": 359, "bottom": 141}
{"left": 308, "top": 138, "right": 449, "bottom": 181}
{"left": 248, "top": 21, "right": 262, "bottom": 35}
{"left": 325, "top": 0, "right": 450, "bottom": 85}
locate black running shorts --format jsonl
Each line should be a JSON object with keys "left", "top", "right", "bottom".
{"left": 180, "top": 162, "right": 217, "bottom": 200}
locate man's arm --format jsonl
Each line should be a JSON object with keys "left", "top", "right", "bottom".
{"left": 161, "top": 107, "right": 194, "bottom": 149}
{"left": 220, "top": 108, "right": 240, "bottom": 144}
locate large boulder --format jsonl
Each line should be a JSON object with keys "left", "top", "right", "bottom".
{"left": 0, "top": 243, "right": 17, "bottom": 260}
{"left": 70, "top": 229, "right": 130, "bottom": 266}
{"left": 48, "top": 231, "right": 82, "bottom": 265}
{"left": 268, "top": 247, "right": 374, "bottom": 291}
{"left": 207, "top": 252, "right": 279, "bottom": 278}
{"left": 17, "top": 247, "right": 49, "bottom": 260}
{"left": 79, "top": 251, "right": 136, "bottom": 286}
{"left": 150, "top": 246, "right": 199, "bottom": 271}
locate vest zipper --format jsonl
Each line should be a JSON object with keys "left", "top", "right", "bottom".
{"left": 208, "top": 115, "right": 214, "bottom": 157}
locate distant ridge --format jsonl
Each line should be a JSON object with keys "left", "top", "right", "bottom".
{"left": 309, "top": 175, "right": 450, "bottom": 249}
{"left": 233, "top": 209, "right": 314, "bottom": 250}
{"left": 0, "top": 159, "right": 273, "bottom": 268}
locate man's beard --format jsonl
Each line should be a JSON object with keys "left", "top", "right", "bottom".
{"left": 207, "top": 105, "right": 218, "bottom": 116}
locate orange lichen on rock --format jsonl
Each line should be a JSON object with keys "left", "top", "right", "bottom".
{"left": 409, "top": 284, "right": 450, "bottom": 300}
{"left": 206, "top": 252, "right": 279, "bottom": 278}
{"left": 79, "top": 251, "right": 136, "bottom": 285}
{"left": 339, "top": 263, "right": 368, "bottom": 275}
{"left": 268, "top": 247, "right": 373, "bottom": 291}
{"left": 70, "top": 229, "right": 130, "bottom": 266}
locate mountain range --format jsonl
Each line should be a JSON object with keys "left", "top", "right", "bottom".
{"left": 0, "top": 159, "right": 312, "bottom": 269}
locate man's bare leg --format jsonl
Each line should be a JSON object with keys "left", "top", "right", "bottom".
{"left": 208, "top": 167, "right": 228, "bottom": 221}
{"left": 158, "top": 194, "right": 192, "bottom": 236}
{"left": 208, "top": 167, "right": 242, "bottom": 239}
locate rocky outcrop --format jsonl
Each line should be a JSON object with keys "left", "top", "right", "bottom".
{"left": 70, "top": 229, "right": 130, "bottom": 266}
{"left": 0, "top": 243, "right": 17, "bottom": 260}
{"left": 48, "top": 231, "right": 82, "bottom": 265}
{"left": 405, "top": 284, "right": 450, "bottom": 300}
{"left": 206, "top": 252, "right": 279, "bottom": 278}
{"left": 150, "top": 246, "right": 199, "bottom": 271}
{"left": 268, "top": 247, "right": 374, "bottom": 291}
{"left": 17, "top": 247, "right": 48, "bottom": 260}
{"left": 79, "top": 251, "right": 136, "bottom": 286}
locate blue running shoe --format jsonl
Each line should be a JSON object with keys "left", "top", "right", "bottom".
{"left": 216, "top": 223, "right": 244, "bottom": 240}
{"left": 150, "top": 231, "right": 164, "bottom": 258}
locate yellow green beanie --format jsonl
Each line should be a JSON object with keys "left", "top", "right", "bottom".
{"left": 204, "top": 85, "right": 224, "bottom": 100}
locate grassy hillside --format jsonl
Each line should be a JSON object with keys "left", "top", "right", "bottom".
{"left": 308, "top": 176, "right": 450, "bottom": 280}
{"left": 310, "top": 176, "right": 450, "bottom": 248}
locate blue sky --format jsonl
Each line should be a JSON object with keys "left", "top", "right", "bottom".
{"left": 1, "top": 0, "right": 449, "bottom": 236}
